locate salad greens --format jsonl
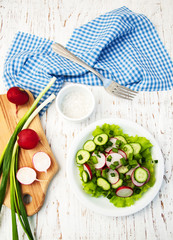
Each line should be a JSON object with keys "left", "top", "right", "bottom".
{"left": 76, "top": 123, "right": 156, "bottom": 208}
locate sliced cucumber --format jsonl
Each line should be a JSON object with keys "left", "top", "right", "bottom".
{"left": 122, "top": 144, "right": 133, "bottom": 159}
{"left": 130, "top": 143, "right": 141, "bottom": 155}
{"left": 134, "top": 167, "right": 148, "bottom": 183}
{"left": 76, "top": 150, "right": 90, "bottom": 164}
{"left": 94, "top": 133, "right": 108, "bottom": 146}
{"left": 82, "top": 170, "right": 89, "bottom": 183}
{"left": 97, "top": 177, "right": 111, "bottom": 190}
{"left": 83, "top": 140, "right": 96, "bottom": 152}
{"left": 115, "top": 136, "right": 127, "bottom": 143}
{"left": 112, "top": 179, "right": 123, "bottom": 189}
{"left": 117, "top": 165, "right": 129, "bottom": 174}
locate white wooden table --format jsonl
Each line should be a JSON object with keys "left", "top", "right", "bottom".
{"left": 0, "top": 0, "right": 173, "bottom": 239}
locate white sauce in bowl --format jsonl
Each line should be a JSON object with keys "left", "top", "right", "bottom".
{"left": 56, "top": 84, "right": 95, "bottom": 122}
{"left": 61, "top": 90, "right": 92, "bottom": 119}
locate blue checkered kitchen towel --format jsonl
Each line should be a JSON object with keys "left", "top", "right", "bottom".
{"left": 3, "top": 6, "right": 173, "bottom": 115}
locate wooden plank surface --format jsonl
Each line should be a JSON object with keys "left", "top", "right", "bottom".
{"left": 0, "top": 91, "right": 59, "bottom": 216}
{"left": 0, "top": 0, "right": 173, "bottom": 239}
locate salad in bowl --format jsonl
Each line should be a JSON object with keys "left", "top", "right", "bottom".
{"left": 76, "top": 123, "right": 157, "bottom": 208}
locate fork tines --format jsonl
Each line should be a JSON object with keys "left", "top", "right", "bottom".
{"left": 112, "top": 84, "right": 137, "bottom": 100}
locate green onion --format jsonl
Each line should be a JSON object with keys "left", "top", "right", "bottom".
{"left": 106, "top": 141, "right": 113, "bottom": 147}
{"left": 111, "top": 173, "right": 115, "bottom": 177}
{"left": 119, "top": 173, "right": 125, "bottom": 179}
{"left": 78, "top": 155, "right": 83, "bottom": 160}
{"left": 129, "top": 159, "right": 138, "bottom": 166}
{"left": 0, "top": 77, "right": 56, "bottom": 239}
{"left": 91, "top": 156, "right": 98, "bottom": 164}
{"left": 109, "top": 130, "right": 114, "bottom": 136}
{"left": 107, "top": 155, "right": 112, "bottom": 162}
{"left": 112, "top": 147, "right": 118, "bottom": 153}
{"left": 112, "top": 161, "right": 119, "bottom": 167}
{"left": 120, "top": 157, "right": 128, "bottom": 166}
{"left": 109, "top": 164, "right": 116, "bottom": 170}
{"left": 135, "top": 188, "right": 141, "bottom": 194}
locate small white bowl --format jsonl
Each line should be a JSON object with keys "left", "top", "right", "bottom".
{"left": 56, "top": 84, "right": 95, "bottom": 122}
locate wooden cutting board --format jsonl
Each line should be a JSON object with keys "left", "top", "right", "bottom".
{"left": 0, "top": 91, "right": 59, "bottom": 216}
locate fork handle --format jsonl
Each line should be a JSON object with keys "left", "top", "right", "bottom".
{"left": 52, "top": 43, "right": 104, "bottom": 81}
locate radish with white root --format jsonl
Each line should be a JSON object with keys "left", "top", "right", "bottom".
{"left": 116, "top": 186, "right": 134, "bottom": 198}
{"left": 32, "top": 152, "right": 51, "bottom": 172}
{"left": 16, "top": 167, "right": 37, "bottom": 185}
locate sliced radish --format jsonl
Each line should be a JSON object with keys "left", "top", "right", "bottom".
{"left": 118, "top": 149, "right": 127, "bottom": 160}
{"left": 142, "top": 167, "right": 150, "bottom": 183}
{"left": 106, "top": 152, "right": 122, "bottom": 168}
{"left": 107, "top": 169, "right": 119, "bottom": 184}
{"left": 92, "top": 152, "right": 106, "bottom": 169}
{"left": 105, "top": 137, "right": 117, "bottom": 153}
{"left": 126, "top": 164, "right": 140, "bottom": 176}
{"left": 116, "top": 186, "right": 133, "bottom": 198}
{"left": 83, "top": 163, "right": 92, "bottom": 180}
{"left": 131, "top": 170, "right": 145, "bottom": 187}
{"left": 32, "top": 152, "right": 51, "bottom": 172}
{"left": 16, "top": 167, "right": 36, "bottom": 185}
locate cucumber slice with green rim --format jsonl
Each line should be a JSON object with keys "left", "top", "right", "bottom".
{"left": 83, "top": 140, "right": 96, "bottom": 152}
{"left": 115, "top": 136, "right": 127, "bottom": 143}
{"left": 76, "top": 150, "right": 90, "bottom": 164}
{"left": 130, "top": 143, "right": 142, "bottom": 155}
{"left": 112, "top": 179, "right": 123, "bottom": 189}
{"left": 82, "top": 170, "right": 89, "bottom": 183}
{"left": 134, "top": 167, "right": 148, "bottom": 183}
{"left": 97, "top": 177, "right": 111, "bottom": 190}
{"left": 122, "top": 144, "right": 133, "bottom": 159}
{"left": 94, "top": 133, "right": 108, "bottom": 146}
{"left": 117, "top": 165, "right": 129, "bottom": 174}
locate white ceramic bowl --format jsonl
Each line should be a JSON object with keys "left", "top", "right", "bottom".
{"left": 67, "top": 118, "right": 164, "bottom": 216}
{"left": 56, "top": 84, "right": 95, "bottom": 122}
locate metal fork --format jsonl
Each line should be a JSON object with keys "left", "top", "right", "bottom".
{"left": 52, "top": 43, "right": 137, "bottom": 100}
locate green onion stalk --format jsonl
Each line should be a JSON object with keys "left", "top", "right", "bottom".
{"left": 0, "top": 77, "right": 56, "bottom": 239}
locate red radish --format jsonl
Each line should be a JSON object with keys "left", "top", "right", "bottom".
{"left": 126, "top": 164, "right": 140, "bottom": 176}
{"left": 32, "top": 152, "right": 51, "bottom": 172}
{"left": 118, "top": 149, "right": 127, "bottom": 160}
{"left": 17, "top": 129, "right": 39, "bottom": 149}
{"left": 131, "top": 170, "right": 146, "bottom": 187}
{"left": 142, "top": 167, "right": 150, "bottom": 183}
{"left": 105, "top": 137, "right": 117, "bottom": 153}
{"left": 83, "top": 163, "right": 92, "bottom": 180}
{"left": 107, "top": 169, "right": 119, "bottom": 184}
{"left": 16, "top": 167, "right": 36, "bottom": 185}
{"left": 92, "top": 152, "right": 106, "bottom": 169}
{"left": 116, "top": 186, "right": 133, "bottom": 198}
{"left": 106, "top": 152, "right": 122, "bottom": 168}
{"left": 7, "top": 87, "right": 29, "bottom": 114}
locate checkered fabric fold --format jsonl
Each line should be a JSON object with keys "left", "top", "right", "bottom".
{"left": 3, "top": 6, "right": 173, "bottom": 115}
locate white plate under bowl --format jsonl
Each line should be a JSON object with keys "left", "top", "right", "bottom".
{"left": 66, "top": 118, "right": 164, "bottom": 217}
